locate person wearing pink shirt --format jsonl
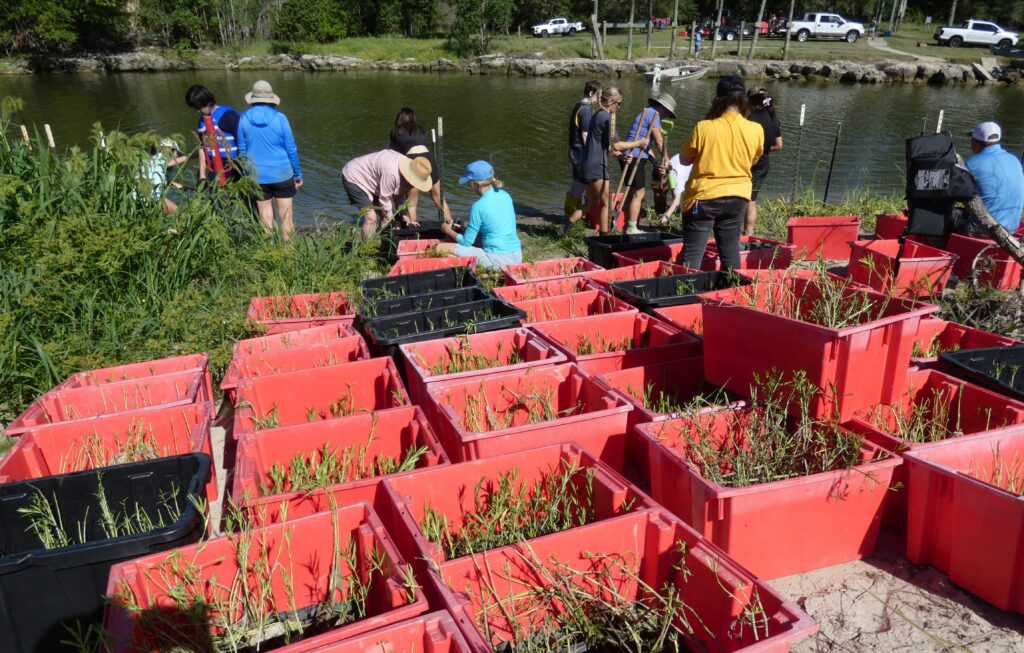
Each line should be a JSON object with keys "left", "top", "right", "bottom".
{"left": 341, "top": 149, "right": 433, "bottom": 238}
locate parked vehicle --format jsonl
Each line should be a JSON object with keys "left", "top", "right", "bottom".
{"left": 934, "top": 19, "right": 1019, "bottom": 48}
{"left": 789, "top": 12, "right": 865, "bottom": 42}
{"left": 532, "top": 17, "right": 585, "bottom": 37}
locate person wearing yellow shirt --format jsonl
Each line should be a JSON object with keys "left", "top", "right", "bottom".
{"left": 678, "top": 76, "right": 765, "bottom": 271}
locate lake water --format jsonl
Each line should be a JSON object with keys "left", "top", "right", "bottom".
{"left": 3, "top": 70, "right": 1023, "bottom": 225}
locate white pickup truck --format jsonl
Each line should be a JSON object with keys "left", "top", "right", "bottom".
{"left": 532, "top": 18, "right": 585, "bottom": 37}
{"left": 934, "top": 19, "right": 1019, "bottom": 48}
{"left": 789, "top": 12, "right": 865, "bottom": 43}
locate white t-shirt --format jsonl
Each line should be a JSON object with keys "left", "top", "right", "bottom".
{"left": 668, "top": 154, "right": 692, "bottom": 199}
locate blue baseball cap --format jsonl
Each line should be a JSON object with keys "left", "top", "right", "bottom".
{"left": 459, "top": 160, "right": 494, "bottom": 185}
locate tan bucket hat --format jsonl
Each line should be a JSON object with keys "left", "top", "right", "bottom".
{"left": 649, "top": 92, "right": 677, "bottom": 118}
{"left": 399, "top": 156, "right": 433, "bottom": 192}
{"left": 245, "top": 80, "right": 281, "bottom": 105}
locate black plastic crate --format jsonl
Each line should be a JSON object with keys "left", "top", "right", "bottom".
{"left": 585, "top": 231, "right": 685, "bottom": 269}
{"left": 362, "top": 298, "right": 526, "bottom": 358}
{"left": 361, "top": 266, "right": 481, "bottom": 302}
{"left": 363, "top": 286, "right": 492, "bottom": 319}
{"left": 0, "top": 453, "right": 211, "bottom": 652}
{"left": 610, "top": 271, "right": 752, "bottom": 309}
{"left": 939, "top": 345, "right": 1024, "bottom": 401}
{"left": 379, "top": 226, "right": 446, "bottom": 263}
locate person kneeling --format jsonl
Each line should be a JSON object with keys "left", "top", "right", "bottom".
{"left": 437, "top": 161, "right": 522, "bottom": 269}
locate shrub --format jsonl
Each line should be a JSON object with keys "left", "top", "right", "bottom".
{"left": 274, "top": 0, "right": 349, "bottom": 43}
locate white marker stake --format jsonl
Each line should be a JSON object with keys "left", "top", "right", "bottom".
{"left": 438, "top": 116, "right": 443, "bottom": 138}
{"left": 44, "top": 124, "right": 55, "bottom": 148}
{"left": 935, "top": 109, "right": 944, "bottom": 134}
{"left": 20, "top": 125, "right": 31, "bottom": 150}
{"left": 431, "top": 128, "right": 436, "bottom": 145}
{"left": 799, "top": 104, "right": 806, "bottom": 127}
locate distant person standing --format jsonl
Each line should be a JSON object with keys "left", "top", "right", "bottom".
{"left": 744, "top": 87, "right": 783, "bottom": 235}
{"left": 964, "top": 121, "right": 1024, "bottom": 233}
{"left": 694, "top": 29, "right": 703, "bottom": 58}
{"left": 184, "top": 84, "right": 240, "bottom": 185}
{"left": 565, "top": 80, "right": 603, "bottom": 224}
{"left": 389, "top": 107, "right": 453, "bottom": 224}
{"left": 678, "top": 76, "right": 764, "bottom": 271}
{"left": 237, "top": 80, "right": 303, "bottom": 241}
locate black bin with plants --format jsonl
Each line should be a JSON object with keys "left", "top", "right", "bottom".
{"left": 363, "top": 285, "right": 492, "bottom": 319}
{"left": 609, "top": 271, "right": 753, "bottom": 310}
{"left": 379, "top": 226, "right": 446, "bottom": 263}
{"left": 362, "top": 298, "right": 526, "bottom": 359}
{"left": 361, "top": 266, "right": 481, "bottom": 302}
{"left": 0, "top": 453, "right": 211, "bottom": 652}
{"left": 584, "top": 231, "right": 684, "bottom": 269}
{"left": 939, "top": 345, "right": 1024, "bottom": 401}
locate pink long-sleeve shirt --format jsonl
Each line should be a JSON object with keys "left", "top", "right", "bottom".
{"left": 341, "top": 149, "right": 405, "bottom": 219}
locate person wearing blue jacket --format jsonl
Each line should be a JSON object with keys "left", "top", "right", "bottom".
{"left": 237, "top": 80, "right": 303, "bottom": 240}
{"left": 437, "top": 160, "right": 522, "bottom": 269}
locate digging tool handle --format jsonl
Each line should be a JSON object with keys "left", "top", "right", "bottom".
{"left": 613, "top": 108, "right": 657, "bottom": 214}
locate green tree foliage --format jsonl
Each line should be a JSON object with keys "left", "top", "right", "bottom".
{"left": 275, "top": 0, "right": 349, "bottom": 43}
{"left": 1, "top": 0, "right": 127, "bottom": 52}
{"left": 452, "top": 0, "right": 516, "bottom": 53}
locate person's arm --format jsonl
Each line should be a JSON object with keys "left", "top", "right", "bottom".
{"left": 752, "top": 133, "right": 765, "bottom": 168}
{"left": 771, "top": 136, "right": 783, "bottom": 152}
{"left": 197, "top": 146, "right": 207, "bottom": 180}
{"left": 456, "top": 202, "right": 483, "bottom": 247}
{"left": 651, "top": 126, "right": 667, "bottom": 166}
{"left": 661, "top": 190, "right": 683, "bottom": 220}
{"left": 405, "top": 187, "right": 420, "bottom": 227}
{"left": 279, "top": 114, "right": 302, "bottom": 187}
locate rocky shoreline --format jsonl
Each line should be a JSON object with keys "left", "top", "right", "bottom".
{"left": 3, "top": 49, "right": 1020, "bottom": 86}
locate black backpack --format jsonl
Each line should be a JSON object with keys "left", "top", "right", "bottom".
{"left": 905, "top": 132, "right": 977, "bottom": 237}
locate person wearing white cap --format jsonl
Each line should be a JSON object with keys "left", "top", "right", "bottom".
{"left": 436, "top": 160, "right": 522, "bottom": 269}
{"left": 237, "top": 80, "right": 303, "bottom": 240}
{"left": 965, "top": 121, "right": 1024, "bottom": 233}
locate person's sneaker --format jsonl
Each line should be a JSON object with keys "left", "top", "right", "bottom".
{"left": 624, "top": 223, "right": 643, "bottom": 235}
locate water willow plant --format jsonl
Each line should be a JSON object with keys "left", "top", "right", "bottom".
{"left": 462, "top": 386, "right": 581, "bottom": 432}
{"left": 418, "top": 336, "right": 522, "bottom": 376}
{"left": 419, "top": 460, "right": 606, "bottom": 559}
{"left": 971, "top": 445, "right": 1024, "bottom": 496}
{"left": 574, "top": 333, "right": 634, "bottom": 355}
{"left": 864, "top": 385, "right": 981, "bottom": 444}
{"left": 59, "top": 421, "right": 163, "bottom": 473}
{"left": 680, "top": 370, "right": 877, "bottom": 488}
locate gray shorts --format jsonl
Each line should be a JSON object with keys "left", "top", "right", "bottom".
{"left": 454, "top": 245, "right": 522, "bottom": 269}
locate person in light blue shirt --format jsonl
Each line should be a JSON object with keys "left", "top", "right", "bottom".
{"left": 965, "top": 121, "right": 1024, "bottom": 233}
{"left": 438, "top": 160, "right": 522, "bottom": 269}
{"left": 237, "top": 80, "right": 303, "bottom": 240}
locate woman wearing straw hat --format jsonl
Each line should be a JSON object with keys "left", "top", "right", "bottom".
{"left": 436, "top": 160, "right": 522, "bottom": 269}
{"left": 237, "top": 80, "right": 303, "bottom": 240}
{"left": 341, "top": 149, "right": 433, "bottom": 238}
{"left": 621, "top": 92, "right": 675, "bottom": 234}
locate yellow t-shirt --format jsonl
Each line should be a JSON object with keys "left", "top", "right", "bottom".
{"left": 681, "top": 111, "right": 765, "bottom": 210}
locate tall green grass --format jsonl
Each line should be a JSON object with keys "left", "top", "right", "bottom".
{"left": 0, "top": 98, "right": 379, "bottom": 425}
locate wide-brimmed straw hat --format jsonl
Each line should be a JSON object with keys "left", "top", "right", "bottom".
{"left": 245, "top": 80, "right": 281, "bottom": 105}
{"left": 648, "top": 92, "right": 677, "bottom": 119}
{"left": 400, "top": 156, "right": 433, "bottom": 192}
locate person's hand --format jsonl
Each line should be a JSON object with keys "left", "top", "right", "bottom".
{"left": 295, "top": 179, "right": 304, "bottom": 190}
{"left": 405, "top": 216, "right": 421, "bottom": 228}
{"left": 639, "top": 137, "right": 650, "bottom": 149}
{"left": 623, "top": 154, "right": 634, "bottom": 165}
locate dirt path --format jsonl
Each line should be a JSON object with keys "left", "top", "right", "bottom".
{"left": 867, "top": 36, "right": 946, "bottom": 63}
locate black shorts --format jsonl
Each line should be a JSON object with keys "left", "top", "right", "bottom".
{"left": 260, "top": 178, "right": 297, "bottom": 200}
{"left": 342, "top": 174, "right": 375, "bottom": 214}
{"left": 409, "top": 151, "right": 441, "bottom": 186}
{"left": 751, "top": 166, "right": 770, "bottom": 200}
{"left": 618, "top": 157, "right": 648, "bottom": 190}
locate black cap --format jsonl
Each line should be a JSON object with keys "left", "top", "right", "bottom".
{"left": 716, "top": 75, "right": 746, "bottom": 98}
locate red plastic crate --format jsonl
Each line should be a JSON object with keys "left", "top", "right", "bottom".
{"left": 911, "top": 317, "right": 1019, "bottom": 365}
{"left": 847, "top": 239, "right": 958, "bottom": 298}
{"left": 701, "top": 270, "right": 939, "bottom": 422}
{"left": 652, "top": 303, "right": 704, "bottom": 336}
{"left": 103, "top": 502, "right": 429, "bottom": 652}
{"left": 221, "top": 334, "right": 370, "bottom": 401}
{"left": 609, "top": 242, "right": 684, "bottom": 267}
{"left": 785, "top": 215, "right": 861, "bottom": 260}
{"left": 502, "top": 257, "right": 604, "bottom": 285}
{"left": 638, "top": 410, "right": 899, "bottom": 579}
{"left": 0, "top": 402, "right": 217, "bottom": 500}
{"left": 5, "top": 371, "right": 207, "bottom": 437}
{"left": 54, "top": 353, "right": 210, "bottom": 394}
{"left": 289, "top": 612, "right": 472, "bottom": 652}
{"left": 529, "top": 312, "right": 702, "bottom": 376}
{"left": 400, "top": 328, "right": 567, "bottom": 406}
{"left": 512, "top": 289, "right": 635, "bottom": 324}
{"left": 247, "top": 291, "right": 356, "bottom": 335}
{"left": 232, "top": 357, "right": 410, "bottom": 440}
{"left": 233, "top": 406, "right": 449, "bottom": 504}
{"left": 585, "top": 192, "right": 626, "bottom": 231}
{"left": 702, "top": 235, "right": 796, "bottom": 271}
{"left": 492, "top": 276, "right": 594, "bottom": 302}
{"left": 425, "top": 363, "right": 631, "bottom": 464}
{"left": 583, "top": 260, "right": 688, "bottom": 288}
{"left": 389, "top": 256, "right": 476, "bottom": 276}
{"left": 945, "top": 232, "right": 1022, "bottom": 290}
{"left": 904, "top": 430, "right": 1024, "bottom": 613}
{"left": 396, "top": 239, "right": 443, "bottom": 260}
{"left": 232, "top": 323, "right": 359, "bottom": 359}
{"left": 875, "top": 213, "right": 908, "bottom": 240}
{"left": 437, "top": 510, "right": 817, "bottom": 652}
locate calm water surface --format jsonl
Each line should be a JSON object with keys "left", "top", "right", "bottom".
{"left": 2, "top": 71, "right": 1023, "bottom": 225}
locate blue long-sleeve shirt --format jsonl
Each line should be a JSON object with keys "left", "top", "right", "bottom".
{"left": 457, "top": 188, "right": 521, "bottom": 254}
{"left": 967, "top": 144, "right": 1024, "bottom": 231}
{"left": 237, "top": 105, "right": 302, "bottom": 184}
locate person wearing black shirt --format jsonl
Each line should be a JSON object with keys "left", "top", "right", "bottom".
{"left": 565, "top": 80, "right": 603, "bottom": 222}
{"left": 745, "top": 87, "right": 783, "bottom": 235}
{"left": 389, "top": 107, "right": 453, "bottom": 224}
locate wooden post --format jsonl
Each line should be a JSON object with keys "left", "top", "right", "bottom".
{"left": 592, "top": 0, "right": 599, "bottom": 57}
{"left": 627, "top": 0, "right": 635, "bottom": 60}
{"left": 690, "top": 21, "right": 697, "bottom": 56}
{"left": 738, "top": 21, "right": 745, "bottom": 56}
{"left": 669, "top": 0, "right": 679, "bottom": 59}
{"left": 748, "top": 0, "right": 767, "bottom": 60}
{"left": 948, "top": 0, "right": 958, "bottom": 27}
{"left": 20, "top": 125, "right": 31, "bottom": 151}
{"left": 44, "top": 124, "right": 55, "bottom": 149}
{"left": 646, "top": 0, "right": 653, "bottom": 54}
{"left": 602, "top": 20, "right": 608, "bottom": 53}
{"left": 783, "top": 0, "right": 796, "bottom": 61}
{"left": 709, "top": 0, "right": 724, "bottom": 58}
{"left": 888, "top": 0, "right": 898, "bottom": 31}
{"left": 591, "top": 15, "right": 605, "bottom": 59}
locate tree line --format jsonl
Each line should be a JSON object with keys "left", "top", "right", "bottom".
{"left": 3, "top": 0, "right": 1022, "bottom": 55}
